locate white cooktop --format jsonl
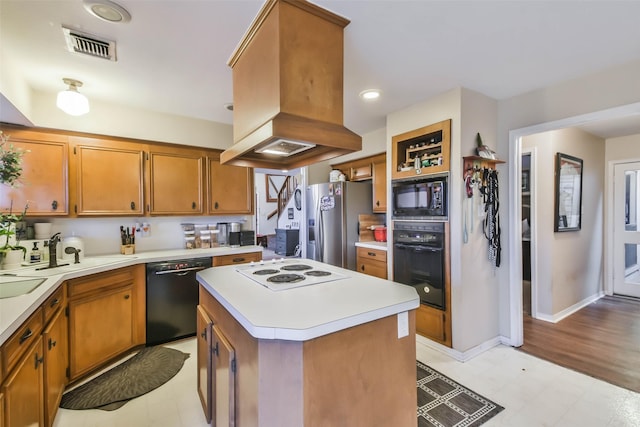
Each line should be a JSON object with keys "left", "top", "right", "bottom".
{"left": 235, "top": 258, "right": 348, "bottom": 291}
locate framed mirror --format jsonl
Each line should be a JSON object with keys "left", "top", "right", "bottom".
{"left": 554, "top": 152, "right": 583, "bottom": 232}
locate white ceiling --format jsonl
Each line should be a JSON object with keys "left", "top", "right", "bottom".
{"left": 2, "top": 0, "right": 640, "bottom": 138}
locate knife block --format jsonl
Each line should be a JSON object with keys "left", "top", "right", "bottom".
{"left": 120, "top": 244, "right": 135, "bottom": 255}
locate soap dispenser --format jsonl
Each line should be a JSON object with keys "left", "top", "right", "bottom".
{"left": 30, "top": 242, "right": 42, "bottom": 263}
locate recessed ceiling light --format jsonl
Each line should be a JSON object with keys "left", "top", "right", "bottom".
{"left": 83, "top": 0, "right": 131, "bottom": 23}
{"left": 359, "top": 89, "right": 381, "bottom": 100}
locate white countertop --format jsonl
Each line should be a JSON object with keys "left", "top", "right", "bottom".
{"left": 355, "top": 241, "right": 389, "bottom": 251}
{"left": 197, "top": 259, "right": 419, "bottom": 341}
{"left": 0, "top": 246, "right": 263, "bottom": 346}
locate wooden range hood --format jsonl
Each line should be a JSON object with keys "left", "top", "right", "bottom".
{"left": 220, "top": 0, "right": 362, "bottom": 169}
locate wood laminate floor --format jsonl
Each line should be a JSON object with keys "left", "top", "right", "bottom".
{"left": 519, "top": 295, "right": 640, "bottom": 393}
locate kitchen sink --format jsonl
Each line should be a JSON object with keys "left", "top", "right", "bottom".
{"left": 0, "top": 276, "right": 47, "bottom": 299}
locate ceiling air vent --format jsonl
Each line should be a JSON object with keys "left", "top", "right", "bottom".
{"left": 62, "top": 26, "right": 116, "bottom": 61}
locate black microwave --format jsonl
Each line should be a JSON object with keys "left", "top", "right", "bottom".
{"left": 392, "top": 175, "right": 448, "bottom": 219}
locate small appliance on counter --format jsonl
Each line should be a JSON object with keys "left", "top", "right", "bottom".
{"left": 228, "top": 222, "right": 241, "bottom": 248}
{"left": 240, "top": 230, "right": 255, "bottom": 246}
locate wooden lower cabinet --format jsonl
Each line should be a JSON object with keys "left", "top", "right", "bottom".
{"left": 2, "top": 336, "right": 45, "bottom": 427}
{"left": 212, "top": 251, "right": 262, "bottom": 267}
{"left": 356, "top": 246, "right": 387, "bottom": 279}
{"left": 416, "top": 304, "right": 449, "bottom": 345}
{"left": 0, "top": 391, "right": 4, "bottom": 427}
{"left": 67, "top": 265, "right": 145, "bottom": 380}
{"left": 43, "top": 308, "right": 68, "bottom": 427}
{"left": 196, "top": 305, "right": 213, "bottom": 424}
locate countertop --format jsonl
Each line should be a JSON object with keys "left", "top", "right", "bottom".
{"left": 0, "top": 246, "right": 263, "bottom": 346}
{"left": 197, "top": 259, "right": 419, "bottom": 341}
{"left": 355, "top": 241, "right": 388, "bottom": 251}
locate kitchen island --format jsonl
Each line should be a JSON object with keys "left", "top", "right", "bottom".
{"left": 196, "top": 259, "right": 419, "bottom": 427}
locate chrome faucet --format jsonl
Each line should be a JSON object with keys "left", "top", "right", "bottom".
{"left": 48, "top": 232, "right": 62, "bottom": 268}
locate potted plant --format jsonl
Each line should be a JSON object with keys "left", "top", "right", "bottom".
{"left": 1, "top": 130, "right": 29, "bottom": 268}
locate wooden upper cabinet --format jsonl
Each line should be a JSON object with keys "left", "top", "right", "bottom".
{"left": 0, "top": 128, "right": 68, "bottom": 216}
{"left": 391, "top": 119, "right": 451, "bottom": 180}
{"left": 207, "top": 154, "right": 253, "bottom": 215}
{"left": 69, "top": 137, "right": 145, "bottom": 216}
{"left": 148, "top": 147, "right": 204, "bottom": 215}
{"left": 372, "top": 156, "right": 387, "bottom": 213}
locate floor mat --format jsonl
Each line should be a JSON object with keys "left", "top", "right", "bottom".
{"left": 417, "top": 361, "right": 504, "bottom": 427}
{"left": 60, "top": 346, "right": 189, "bottom": 411}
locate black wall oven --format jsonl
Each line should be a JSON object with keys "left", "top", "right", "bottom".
{"left": 392, "top": 175, "right": 447, "bottom": 220}
{"left": 393, "top": 221, "right": 445, "bottom": 310}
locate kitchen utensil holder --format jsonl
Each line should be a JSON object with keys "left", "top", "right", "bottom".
{"left": 121, "top": 244, "right": 135, "bottom": 255}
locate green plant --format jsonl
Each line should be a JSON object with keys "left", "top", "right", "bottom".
{"left": 0, "top": 201, "right": 29, "bottom": 260}
{"left": 0, "top": 130, "right": 27, "bottom": 187}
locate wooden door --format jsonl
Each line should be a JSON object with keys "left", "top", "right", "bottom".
{"left": 2, "top": 337, "right": 44, "bottom": 427}
{"left": 148, "top": 149, "right": 203, "bottom": 215}
{"left": 372, "top": 158, "right": 387, "bottom": 213}
{"left": 212, "top": 325, "right": 236, "bottom": 427}
{"left": 68, "top": 286, "right": 134, "bottom": 378}
{"left": 197, "top": 306, "right": 213, "bottom": 423}
{"left": 0, "top": 129, "right": 68, "bottom": 216}
{"left": 43, "top": 308, "right": 68, "bottom": 427}
{"left": 208, "top": 157, "right": 253, "bottom": 214}
{"left": 71, "top": 138, "right": 144, "bottom": 215}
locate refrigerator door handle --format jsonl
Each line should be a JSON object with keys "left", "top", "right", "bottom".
{"left": 317, "top": 204, "right": 324, "bottom": 261}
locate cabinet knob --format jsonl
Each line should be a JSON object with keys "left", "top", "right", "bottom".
{"left": 34, "top": 352, "right": 44, "bottom": 368}
{"left": 19, "top": 328, "right": 33, "bottom": 344}
{"left": 52, "top": 200, "right": 58, "bottom": 210}
{"left": 212, "top": 341, "right": 219, "bottom": 356}
{"left": 232, "top": 257, "right": 245, "bottom": 263}
{"left": 124, "top": 294, "right": 130, "bottom": 300}
{"left": 50, "top": 298, "right": 60, "bottom": 308}
{"left": 360, "top": 265, "right": 365, "bottom": 271}
{"left": 376, "top": 200, "right": 380, "bottom": 207}
{"left": 48, "top": 338, "right": 57, "bottom": 350}
{"left": 131, "top": 201, "right": 136, "bottom": 210}
{"left": 192, "top": 201, "right": 197, "bottom": 209}
{"left": 201, "top": 328, "right": 207, "bottom": 339}
{"left": 368, "top": 252, "right": 376, "bottom": 257}
{"left": 214, "top": 201, "right": 219, "bottom": 210}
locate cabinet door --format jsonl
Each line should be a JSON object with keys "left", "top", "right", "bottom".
{"left": 416, "top": 305, "right": 446, "bottom": 343}
{"left": 0, "top": 391, "right": 4, "bottom": 427}
{"left": 372, "top": 159, "right": 387, "bottom": 213}
{"left": 2, "top": 337, "right": 44, "bottom": 427}
{"left": 212, "top": 325, "right": 235, "bottom": 427}
{"left": 71, "top": 139, "right": 145, "bottom": 215}
{"left": 0, "top": 130, "right": 68, "bottom": 216}
{"left": 149, "top": 150, "right": 203, "bottom": 215}
{"left": 197, "top": 306, "right": 213, "bottom": 424}
{"left": 43, "top": 308, "right": 68, "bottom": 427}
{"left": 68, "top": 286, "right": 134, "bottom": 379}
{"left": 208, "top": 157, "right": 253, "bottom": 214}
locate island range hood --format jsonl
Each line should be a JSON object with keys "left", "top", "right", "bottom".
{"left": 220, "top": 0, "right": 362, "bottom": 169}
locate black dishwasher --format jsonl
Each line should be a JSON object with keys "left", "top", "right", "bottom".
{"left": 146, "top": 258, "right": 212, "bottom": 345}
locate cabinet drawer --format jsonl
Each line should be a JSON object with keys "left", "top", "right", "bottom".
{"left": 356, "top": 247, "right": 387, "bottom": 262}
{"left": 43, "top": 283, "right": 66, "bottom": 324}
{"left": 1, "top": 307, "right": 44, "bottom": 374}
{"left": 357, "top": 259, "right": 387, "bottom": 279}
{"left": 68, "top": 267, "right": 135, "bottom": 298}
{"left": 350, "top": 164, "right": 372, "bottom": 181}
{"left": 416, "top": 304, "right": 446, "bottom": 342}
{"left": 212, "top": 251, "right": 262, "bottom": 266}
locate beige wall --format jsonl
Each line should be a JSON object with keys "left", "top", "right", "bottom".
{"left": 605, "top": 134, "right": 640, "bottom": 162}
{"left": 523, "top": 128, "right": 604, "bottom": 317}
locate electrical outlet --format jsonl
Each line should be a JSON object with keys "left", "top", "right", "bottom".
{"left": 397, "top": 311, "right": 409, "bottom": 338}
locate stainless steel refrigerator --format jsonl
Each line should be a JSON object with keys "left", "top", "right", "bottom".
{"left": 306, "top": 181, "right": 372, "bottom": 270}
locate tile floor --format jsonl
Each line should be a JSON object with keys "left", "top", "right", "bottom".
{"left": 54, "top": 338, "right": 640, "bottom": 427}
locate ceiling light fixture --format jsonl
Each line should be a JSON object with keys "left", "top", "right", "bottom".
{"left": 359, "top": 89, "right": 381, "bottom": 100}
{"left": 83, "top": 0, "right": 131, "bottom": 23}
{"left": 56, "top": 78, "right": 90, "bottom": 116}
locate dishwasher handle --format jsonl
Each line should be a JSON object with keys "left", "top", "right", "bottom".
{"left": 154, "top": 266, "right": 208, "bottom": 275}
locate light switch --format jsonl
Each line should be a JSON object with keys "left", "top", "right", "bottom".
{"left": 397, "top": 311, "right": 409, "bottom": 338}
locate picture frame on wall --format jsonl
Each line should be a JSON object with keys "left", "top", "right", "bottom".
{"left": 554, "top": 152, "right": 583, "bottom": 232}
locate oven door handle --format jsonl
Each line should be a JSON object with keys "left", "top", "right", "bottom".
{"left": 393, "top": 243, "right": 442, "bottom": 252}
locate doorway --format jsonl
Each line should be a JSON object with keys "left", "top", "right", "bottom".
{"left": 613, "top": 162, "right": 640, "bottom": 298}
{"left": 521, "top": 152, "right": 532, "bottom": 315}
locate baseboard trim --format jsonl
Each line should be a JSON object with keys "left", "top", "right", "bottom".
{"left": 416, "top": 335, "right": 504, "bottom": 362}
{"left": 535, "top": 291, "right": 605, "bottom": 323}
